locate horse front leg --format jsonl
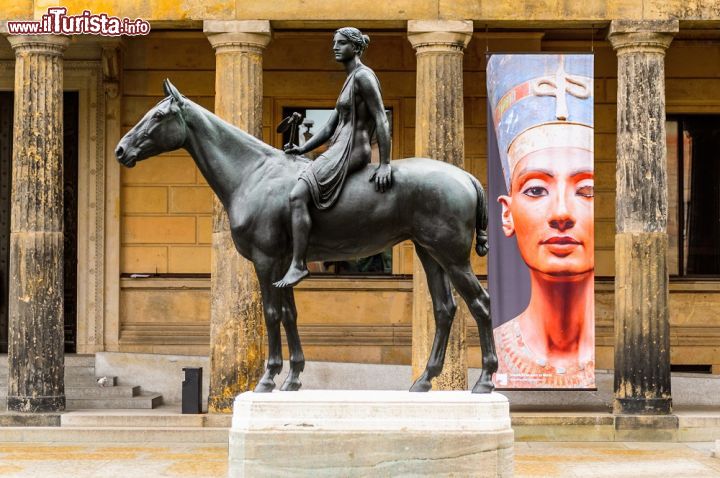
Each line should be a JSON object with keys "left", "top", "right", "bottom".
{"left": 254, "top": 264, "right": 284, "bottom": 393}
{"left": 279, "top": 289, "right": 305, "bottom": 391}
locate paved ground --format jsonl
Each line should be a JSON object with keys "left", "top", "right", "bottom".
{"left": 0, "top": 443, "right": 228, "bottom": 477}
{"left": 0, "top": 441, "right": 718, "bottom": 477}
{"left": 515, "top": 442, "right": 720, "bottom": 478}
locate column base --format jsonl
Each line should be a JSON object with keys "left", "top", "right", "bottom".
{"left": 613, "top": 397, "right": 672, "bottom": 415}
{"left": 614, "top": 414, "right": 678, "bottom": 441}
{"left": 209, "top": 397, "right": 234, "bottom": 414}
{"left": 7, "top": 395, "right": 66, "bottom": 413}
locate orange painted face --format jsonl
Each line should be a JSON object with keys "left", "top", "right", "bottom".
{"left": 498, "top": 147, "right": 594, "bottom": 277}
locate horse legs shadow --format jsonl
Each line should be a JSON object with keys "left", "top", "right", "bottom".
{"left": 254, "top": 260, "right": 306, "bottom": 393}
{"left": 409, "top": 245, "right": 458, "bottom": 392}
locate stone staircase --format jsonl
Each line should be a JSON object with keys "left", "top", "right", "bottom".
{"left": 0, "top": 355, "right": 162, "bottom": 410}
{"left": 0, "top": 406, "right": 229, "bottom": 443}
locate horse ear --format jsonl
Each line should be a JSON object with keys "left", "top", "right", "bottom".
{"left": 163, "top": 79, "right": 185, "bottom": 106}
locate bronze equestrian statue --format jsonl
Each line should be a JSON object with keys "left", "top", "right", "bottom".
{"left": 115, "top": 29, "right": 497, "bottom": 395}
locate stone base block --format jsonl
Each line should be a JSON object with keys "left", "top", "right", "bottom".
{"left": 229, "top": 390, "right": 513, "bottom": 477}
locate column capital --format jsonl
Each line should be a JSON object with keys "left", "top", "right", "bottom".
{"left": 6, "top": 34, "right": 70, "bottom": 55}
{"left": 204, "top": 20, "right": 272, "bottom": 53}
{"left": 407, "top": 20, "right": 473, "bottom": 52}
{"left": 608, "top": 19, "right": 678, "bottom": 55}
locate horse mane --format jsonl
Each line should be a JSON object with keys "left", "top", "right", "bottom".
{"left": 181, "top": 96, "right": 283, "bottom": 160}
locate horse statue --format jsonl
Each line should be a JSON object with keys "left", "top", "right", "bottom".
{"left": 115, "top": 79, "right": 498, "bottom": 394}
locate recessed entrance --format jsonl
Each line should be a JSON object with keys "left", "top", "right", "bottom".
{"left": 0, "top": 91, "right": 79, "bottom": 354}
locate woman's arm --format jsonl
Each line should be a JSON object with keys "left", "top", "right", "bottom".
{"left": 356, "top": 69, "right": 392, "bottom": 192}
{"left": 285, "top": 110, "right": 339, "bottom": 154}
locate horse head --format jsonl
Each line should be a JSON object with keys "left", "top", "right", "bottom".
{"left": 115, "top": 79, "right": 188, "bottom": 167}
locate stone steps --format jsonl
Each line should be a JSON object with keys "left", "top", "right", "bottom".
{"left": 0, "top": 408, "right": 230, "bottom": 443}
{"left": 511, "top": 410, "right": 720, "bottom": 442}
{"left": 0, "top": 385, "right": 139, "bottom": 399}
{"left": 0, "top": 354, "right": 162, "bottom": 410}
{"left": 64, "top": 366, "right": 97, "bottom": 378}
{"left": 4, "top": 407, "right": 720, "bottom": 444}
{"left": 60, "top": 411, "right": 231, "bottom": 428}
{"left": 66, "top": 392, "right": 163, "bottom": 410}
{"left": 0, "top": 426, "right": 228, "bottom": 443}
{"left": 0, "top": 375, "right": 118, "bottom": 386}
{"left": 0, "top": 393, "right": 163, "bottom": 410}
{"left": 66, "top": 385, "right": 140, "bottom": 399}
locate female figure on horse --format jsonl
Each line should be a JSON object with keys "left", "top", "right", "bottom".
{"left": 273, "top": 27, "right": 393, "bottom": 288}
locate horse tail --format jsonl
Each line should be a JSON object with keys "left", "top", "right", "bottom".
{"left": 469, "top": 174, "right": 489, "bottom": 257}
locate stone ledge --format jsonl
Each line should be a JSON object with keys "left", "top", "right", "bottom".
{"left": 0, "top": 413, "right": 61, "bottom": 427}
{"left": 119, "top": 276, "right": 720, "bottom": 292}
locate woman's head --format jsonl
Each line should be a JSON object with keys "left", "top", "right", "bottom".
{"left": 498, "top": 146, "right": 594, "bottom": 278}
{"left": 333, "top": 27, "right": 370, "bottom": 61}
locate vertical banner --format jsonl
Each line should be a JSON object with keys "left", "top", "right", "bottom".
{"left": 486, "top": 54, "right": 595, "bottom": 389}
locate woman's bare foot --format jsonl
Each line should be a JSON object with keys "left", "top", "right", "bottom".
{"left": 273, "top": 266, "right": 309, "bottom": 288}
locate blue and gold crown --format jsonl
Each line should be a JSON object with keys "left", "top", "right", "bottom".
{"left": 486, "top": 54, "right": 594, "bottom": 191}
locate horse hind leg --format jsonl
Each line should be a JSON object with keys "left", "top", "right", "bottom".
{"left": 409, "top": 245, "right": 457, "bottom": 393}
{"left": 279, "top": 289, "right": 305, "bottom": 391}
{"left": 445, "top": 261, "right": 497, "bottom": 394}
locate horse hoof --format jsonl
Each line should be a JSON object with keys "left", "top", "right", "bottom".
{"left": 254, "top": 380, "right": 276, "bottom": 393}
{"left": 409, "top": 380, "right": 432, "bottom": 392}
{"left": 471, "top": 380, "right": 494, "bottom": 394}
{"left": 280, "top": 380, "right": 302, "bottom": 392}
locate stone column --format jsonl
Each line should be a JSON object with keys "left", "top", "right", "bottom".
{"left": 5, "top": 34, "right": 69, "bottom": 412}
{"left": 608, "top": 20, "right": 678, "bottom": 415}
{"left": 101, "top": 40, "right": 124, "bottom": 353}
{"left": 204, "top": 21, "right": 271, "bottom": 413}
{"left": 407, "top": 20, "right": 473, "bottom": 390}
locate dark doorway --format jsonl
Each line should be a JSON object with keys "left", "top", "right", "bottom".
{"left": 0, "top": 92, "right": 79, "bottom": 354}
{"left": 64, "top": 92, "right": 79, "bottom": 353}
{"left": 667, "top": 116, "right": 720, "bottom": 276}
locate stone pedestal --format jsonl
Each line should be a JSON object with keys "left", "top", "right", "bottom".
{"left": 608, "top": 20, "right": 678, "bottom": 416}
{"left": 204, "top": 21, "right": 271, "bottom": 412}
{"left": 6, "top": 34, "right": 70, "bottom": 412}
{"left": 407, "top": 20, "right": 473, "bottom": 390}
{"left": 229, "top": 390, "right": 513, "bottom": 477}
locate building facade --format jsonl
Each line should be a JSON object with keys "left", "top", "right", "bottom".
{"left": 1, "top": 1, "right": 720, "bottom": 412}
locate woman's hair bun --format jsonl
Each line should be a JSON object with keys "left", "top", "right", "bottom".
{"left": 362, "top": 34, "right": 370, "bottom": 45}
